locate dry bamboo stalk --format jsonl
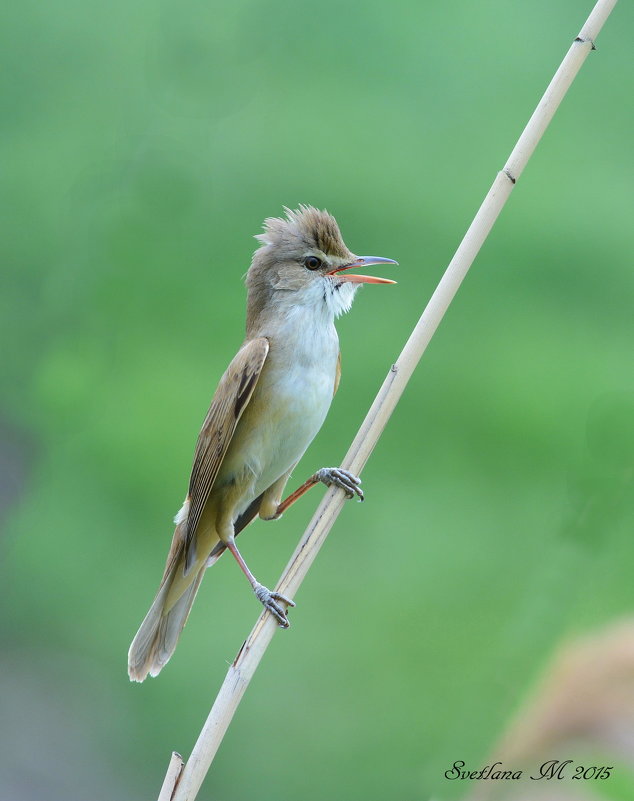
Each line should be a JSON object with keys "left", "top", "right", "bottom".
{"left": 164, "top": 1, "right": 618, "bottom": 797}
{"left": 157, "top": 752, "right": 184, "bottom": 801}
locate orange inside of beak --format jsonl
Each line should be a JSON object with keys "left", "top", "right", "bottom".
{"left": 327, "top": 257, "right": 398, "bottom": 285}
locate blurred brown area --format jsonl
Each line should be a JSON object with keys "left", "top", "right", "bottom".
{"left": 465, "top": 619, "right": 634, "bottom": 801}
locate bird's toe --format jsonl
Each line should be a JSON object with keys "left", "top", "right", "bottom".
{"left": 316, "top": 467, "right": 364, "bottom": 501}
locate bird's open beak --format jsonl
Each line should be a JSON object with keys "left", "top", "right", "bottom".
{"left": 327, "top": 256, "right": 398, "bottom": 285}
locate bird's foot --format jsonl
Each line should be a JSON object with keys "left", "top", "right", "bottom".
{"left": 254, "top": 583, "right": 295, "bottom": 628}
{"left": 314, "top": 467, "right": 364, "bottom": 501}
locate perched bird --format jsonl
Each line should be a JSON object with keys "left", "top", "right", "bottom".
{"left": 128, "top": 206, "right": 397, "bottom": 681}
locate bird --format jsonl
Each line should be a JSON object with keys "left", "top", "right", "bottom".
{"left": 128, "top": 205, "right": 397, "bottom": 681}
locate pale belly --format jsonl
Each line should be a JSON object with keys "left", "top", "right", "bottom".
{"left": 216, "top": 354, "right": 337, "bottom": 512}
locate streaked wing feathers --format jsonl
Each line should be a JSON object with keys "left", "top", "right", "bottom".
{"left": 333, "top": 351, "right": 341, "bottom": 396}
{"left": 184, "top": 337, "right": 269, "bottom": 565}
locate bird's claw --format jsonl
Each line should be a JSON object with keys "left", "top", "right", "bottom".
{"left": 314, "top": 467, "right": 364, "bottom": 501}
{"left": 254, "top": 583, "right": 295, "bottom": 628}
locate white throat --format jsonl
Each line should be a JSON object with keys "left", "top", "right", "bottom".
{"left": 258, "top": 276, "right": 356, "bottom": 366}
{"left": 278, "top": 276, "right": 359, "bottom": 322}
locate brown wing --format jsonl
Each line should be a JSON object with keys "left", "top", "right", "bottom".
{"left": 184, "top": 336, "right": 269, "bottom": 569}
{"left": 333, "top": 351, "right": 341, "bottom": 396}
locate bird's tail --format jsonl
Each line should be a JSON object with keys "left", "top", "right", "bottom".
{"left": 127, "top": 555, "right": 207, "bottom": 682}
{"left": 128, "top": 496, "right": 228, "bottom": 681}
{"left": 128, "top": 494, "right": 258, "bottom": 682}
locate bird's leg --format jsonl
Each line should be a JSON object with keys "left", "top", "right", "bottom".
{"left": 225, "top": 537, "right": 295, "bottom": 628}
{"left": 274, "top": 467, "right": 364, "bottom": 517}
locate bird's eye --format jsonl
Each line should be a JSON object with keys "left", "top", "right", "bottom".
{"left": 303, "top": 256, "right": 322, "bottom": 270}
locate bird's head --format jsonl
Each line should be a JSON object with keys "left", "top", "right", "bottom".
{"left": 246, "top": 205, "right": 396, "bottom": 328}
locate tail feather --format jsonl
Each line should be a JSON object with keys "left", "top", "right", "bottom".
{"left": 128, "top": 561, "right": 205, "bottom": 682}
{"left": 129, "top": 500, "right": 225, "bottom": 682}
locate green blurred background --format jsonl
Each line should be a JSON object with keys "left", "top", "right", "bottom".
{"left": 2, "top": 0, "right": 633, "bottom": 799}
